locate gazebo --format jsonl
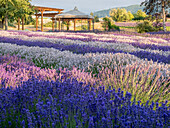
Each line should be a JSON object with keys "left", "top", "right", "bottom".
{"left": 54, "top": 7, "right": 94, "bottom": 31}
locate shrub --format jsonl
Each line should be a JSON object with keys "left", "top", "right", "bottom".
{"left": 136, "top": 21, "right": 155, "bottom": 33}
{"left": 102, "top": 16, "right": 119, "bottom": 31}
{"left": 111, "top": 24, "right": 120, "bottom": 31}
{"left": 153, "top": 20, "right": 164, "bottom": 32}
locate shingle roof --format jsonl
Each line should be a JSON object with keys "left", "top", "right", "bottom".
{"left": 55, "top": 6, "right": 93, "bottom": 19}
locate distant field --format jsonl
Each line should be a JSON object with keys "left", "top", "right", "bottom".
{"left": 5, "top": 21, "right": 170, "bottom": 32}
{"left": 167, "top": 26, "right": 170, "bottom": 31}
{"left": 115, "top": 21, "right": 170, "bottom": 27}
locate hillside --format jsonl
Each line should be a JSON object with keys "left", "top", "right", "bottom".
{"left": 93, "top": 5, "right": 144, "bottom": 18}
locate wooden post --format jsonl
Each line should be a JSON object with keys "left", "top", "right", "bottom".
{"left": 59, "top": 18, "right": 61, "bottom": 31}
{"left": 41, "top": 10, "right": 44, "bottom": 32}
{"left": 89, "top": 19, "right": 91, "bottom": 31}
{"left": 81, "top": 18, "right": 82, "bottom": 30}
{"left": 22, "top": 17, "right": 24, "bottom": 30}
{"left": 74, "top": 19, "right": 76, "bottom": 31}
{"left": 67, "top": 20, "right": 70, "bottom": 31}
{"left": 18, "top": 17, "right": 20, "bottom": 30}
{"left": 61, "top": 20, "right": 63, "bottom": 31}
{"left": 52, "top": 19, "right": 55, "bottom": 31}
{"left": 55, "top": 19, "right": 57, "bottom": 31}
{"left": 93, "top": 19, "right": 94, "bottom": 31}
{"left": 36, "top": 14, "right": 38, "bottom": 31}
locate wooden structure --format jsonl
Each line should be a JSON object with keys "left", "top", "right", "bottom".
{"left": 54, "top": 7, "right": 94, "bottom": 31}
{"left": 34, "top": 6, "right": 64, "bottom": 32}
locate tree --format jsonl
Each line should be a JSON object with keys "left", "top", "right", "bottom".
{"left": 0, "top": 0, "right": 34, "bottom": 30}
{"left": 128, "top": 11, "right": 134, "bottom": 21}
{"left": 102, "top": 16, "right": 119, "bottom": 31}
{"left": 141, "top": 0, "right": 170, "bottom": 32}
{"left": 13, "top": 0, "right": 34, "bottom": 30}
{"left": 133, "top": 10, "right": 147, "bottom": 20}
{"left": 137, "top": 10, "right": 147, "bottom": 18}
{"left": 90, "top": 12, "right": 94, "bottom": 17}
{"left": 0, "top": 0, "right": 15, "bottom": 30}
{"left": 94, "top": 16, "right": 99, "bottom": 22}
{"left": 102, "top": 16, "right": 113, "bottom": 31}
{"left": 110, "top": 8, "right": 134, "bottom": 21}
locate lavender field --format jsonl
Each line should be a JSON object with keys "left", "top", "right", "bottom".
{"left": 0, "top": 30, "right": 169, "bottom": 128}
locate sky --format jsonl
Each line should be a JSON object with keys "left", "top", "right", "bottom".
{"left": 31, "top": 0, "right": 144, "bottom": 14}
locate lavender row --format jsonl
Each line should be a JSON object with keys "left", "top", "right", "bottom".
{"left": 0, "top": 55, "right": 169, "bottom": 104}
{"left": 0, "top": 77, "right": 169, "bottom": 128}
{"left": 1, "top": 43, "right": 169, "bottom": 77}
{"left": 0, "top": 37, "right": 169, "bottom": 64}
{"left": 56, "top": 37, "right": 170, "bottom": 51}
{"left": 115, "top": 22, "right": 170, "bottom": 27}
{"left": 5, "top": 30, "right": 170, "bottom": 51}
{"left": 0, "top": 55, "right": 67, "bottom": 88}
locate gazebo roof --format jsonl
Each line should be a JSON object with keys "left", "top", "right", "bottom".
{"left": 34, "top": 6, "right": 64, "bottom": 12}
{"left": 55, "top": 6, "right": 93, "bottom": 19}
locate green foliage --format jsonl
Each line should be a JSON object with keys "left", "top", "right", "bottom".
{"left": 90, "top": 12, "right": 94, "bottom": 16}
{"left": 112, "top": 24, "right": 120, "bottom": 31}
{"left": 62, "top": 21, "right": 71, "bottom": 30}
{"left": 93, "top": 5, "right": 144, "bottom": 18}
{"left": 76, "top": 25, "right": 88, "bottom": 31}
{"left": 110, "top": 8, "right": 134, "bottom": 22}
{"left": 43, "top": 21, "right": 52, "bottom": 27}
{"left": 0, "top": 0, "right": 34, "bottom": 30}
{"left": 13, "top": 0, "right": 34, "bottom": 19}
{"left": 133, "top": 10, "right": 147, "bottom": 20}
{"left": 153, "top": 19, "right": 164, "bottom": 32}
{"left": 8, "top": 22, "right": 16, "bottom": 28}
{"left": 141, "top": 0, "right": 170, "bottom": 32}
{"left": 136, "top": 21, "right": 155, "bottom": 33}
{"left": 102, "top": 16, "right": 119, "bottom": 31}
{"left": 94, "top": 16, "right": 99, "bottom": 22}
{"left": 25, "top": 15, "right": 35, "bottom": 25}
{"left": 128, "top": 11, "right": 134, "bottom": 21}
{"left": 167, "top": 14, "right": 170, "bottom": 18}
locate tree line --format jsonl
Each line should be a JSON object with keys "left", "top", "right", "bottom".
{"left": 0, "top": 0, "right": 34, "bottom": 30}
{"left": 101, "top": 0, "right": 169, "bottom": 32}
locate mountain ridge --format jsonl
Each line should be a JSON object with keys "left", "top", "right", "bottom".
{"left": 93, "top": 5, "right": 144, "bottom": 18}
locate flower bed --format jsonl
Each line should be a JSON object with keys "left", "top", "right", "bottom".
{"left": 0, "top": 77, "right": 169, "bottom": 128}
{"left": 0, "top": 30, "right": 169, "bottom": 127}
{"left": 0, "top": 30, "right": 169, "bottom": 63}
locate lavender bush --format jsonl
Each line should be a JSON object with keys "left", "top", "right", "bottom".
{"left": 0, "top": 77, "right": 169, "bottom": 128}
{"left": 60, "top": 65, "right": 170, "bottom": 104}
{"left": 0, "top": 55, "right": 62, "bottom": 88}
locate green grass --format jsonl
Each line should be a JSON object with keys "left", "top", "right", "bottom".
{"left": 119, "top": 26, "right": 135, "bottom": 29}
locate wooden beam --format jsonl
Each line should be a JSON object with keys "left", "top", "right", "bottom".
{"left": 34, "top": 6, "right": 64, "bottom": 12}
{"left": 18, "top": 17, "right": 20, "bottom": 30}
{"left": 35, "top": 13, "right": 59, "bottom": 17}
{"left": 41, "top": 10, "right": 43, "bottom": 32}
{"left": 22, "top": 17, "right": 24, "bottom": 30}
